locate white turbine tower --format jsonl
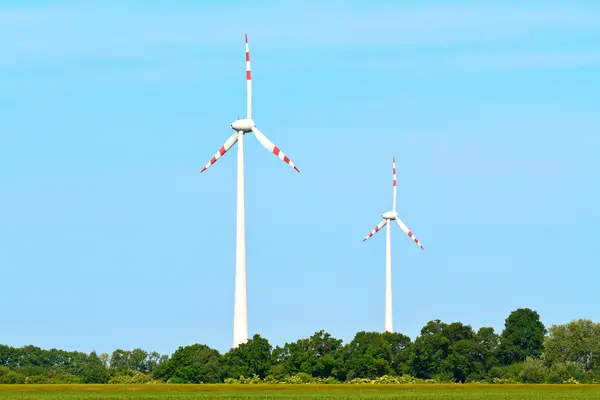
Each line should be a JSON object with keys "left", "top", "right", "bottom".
{"left": 200, "top": 34, "right": 300, "bottom": 348}
{"left": 362, "top": 157, "right": 424, "bottom": 333}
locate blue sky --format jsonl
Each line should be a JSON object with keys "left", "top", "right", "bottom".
{"left": 1, "top": 0, "right": 599, "bottom": 356}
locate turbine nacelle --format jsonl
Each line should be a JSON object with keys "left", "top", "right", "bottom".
{"left": 382, "top": 211, "right": 398, "bottom": 220}
{"left": 230, "top": 118, "right": 255, "bottom": 133}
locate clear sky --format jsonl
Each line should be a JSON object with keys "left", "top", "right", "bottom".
{"left": 1, "top": 0, "right": 599, "bottom": 356}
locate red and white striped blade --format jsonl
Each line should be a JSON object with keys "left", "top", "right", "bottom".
{"left": 251, "top": 126, "right": 300, "bottom": 172}
{"left": 392, "top": 156, "right": 397, "bottom": 212}
{"left": 362, "top": 219, "right": 387, "bottom": 242}
{"left": 245, "top": 34, "right": 252, "bottom": 119}
{"left": 200, "top": 132, "right": 239, "bottom": 173}
{"left": 395, "top": 217, "right": 424, "bottom": 250}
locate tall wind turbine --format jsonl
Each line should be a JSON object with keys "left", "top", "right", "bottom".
{"left": 200, "top": 34, "right": 300, "bottom": 348}
{"left": 362, "top": 157, "right": 424, "bottom": 333}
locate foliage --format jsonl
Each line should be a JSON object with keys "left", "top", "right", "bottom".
{"left": 108, "top": 369, "right": 158, "bottom": 384}
{"left": 518, "top": 358, "right": 546, "bottom": 383}
{"left": 412, "top": 320, "right": 493, "bottom": 382}
{"left": 343, "top": 331, "right": 413, "bottom": 380}
{"left": 498, "top": 308, "right": 546, "bottom": 365}
{"left": 4, "top": 309, "right": 600, "bottom": 385}
{"left": 222, "top": 334, "right": 273, "bottom": 379}
{"left": 156, "top": 344, "right": 221, "bottom": 383}
{"left": 110, "top": 349, "right": 166, "bottom": 374}
{"left": 1, "top": 371, "right": 26, "bottom": 384}
{"left": 543, "top": 319, "right": 600, "bottom": 371}
{"left": 272, "top": 330, "right": 344, "bottom": 380}
{"left": 81, "top": 351, "right": 109, "bottom": 384}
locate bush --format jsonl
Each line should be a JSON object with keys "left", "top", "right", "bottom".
{"left": 347, "top": 375, "right": 435, "bottom": 385}
{"left": 235, "top": 375, "right": 263, "bottom": 384}
{"left": 49, "top": 374, "right": 84, "bottom": 384}
{"left": 546, "top": 362, "right": 585, "bottom": 384}
{"left": 25, "top": 375, "right": 51, "bottom": 384}
{"left": 18, "top": 366, "right": 47, "bottom": 377}
{"left": 519, "top": 358, "right": 546, "bottom": 383}
{"left": 109, "top": 370, "right": 156, "bottom": 384}
{"left": 1, "top": 371, "right": 26, "bottom": 384}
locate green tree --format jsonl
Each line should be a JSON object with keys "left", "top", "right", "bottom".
{"left": 476, "top": 327, "right": 500, "bottom": 371}
{"left": 155, "top": 344, "right": 221, "bottom": 383}
{"left": 343, "top": 331, "right": 412, "bottom": 380}
{"left": 543, "top": 319, "right": 600, "bottom": 372}
{"left": 109, "top": 349, "right": 130, "bottom": 372}
{"left": 413, "top": 320, "right": 486, "bottom": 382}
{"left": 145, "top": 351, "right": 167, "bottom": 374}
{"left": 222, "top": 334, "right": 273, "bottom": 379}
{"left": 129, "top": 349, "right": 149, "bottom": 372}
{"left": 81, "top": 351, "right": 109, "bottom": 383}
{"left": 272, "top": 330, "right": 344, "bottom": 379}
{"left": 440, "top": 339, "right": 483, "bottom": 382}
{"left": 98, "top": 353, "right": 110, "bottom": 369}
{"left": 498, "top": 308, "right": 546, "bottom": 365}
{"left": 0, "top": 345, "right": 15, "bottom": 369}
{"left": 109, "top": 348, "right": 164, "bottom": 374}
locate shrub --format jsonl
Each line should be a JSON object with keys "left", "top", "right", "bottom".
{"left": 108, "top": 370, "right": 155, "bottom": 384}
{"left": 25, "top": 375, "right": 51, "bottom": 384}
{"left": 1, "top": 371, "right": 26, "bottom": 384}
{"left": 546, "top": 362, "right": 586, "bottom": 384}
{"left": 519, "top": 358, "right": 546, "bottom": 383}
{"left": 49, "top": 374, "right": 83, "bottom": 384}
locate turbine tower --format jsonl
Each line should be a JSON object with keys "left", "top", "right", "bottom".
{"left": 362, "top": 157, "right": 424, "bottom": 333}
{"left": 200, "top": 34, "right": 300, "bottom": 348}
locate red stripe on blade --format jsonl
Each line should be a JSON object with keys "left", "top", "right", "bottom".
{"left": 273, "top": 147, "right": 280, "bottom": 156}
{"left": 246, "top": 71, "right": 251, "bottom": 80}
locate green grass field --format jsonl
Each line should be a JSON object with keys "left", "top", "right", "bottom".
{"left": 2, "top": 385, "right": 600, "bottom": 399}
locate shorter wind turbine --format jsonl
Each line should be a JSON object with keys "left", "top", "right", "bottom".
{"left": 362, "top": 157, "right": 424, "bottom": 333}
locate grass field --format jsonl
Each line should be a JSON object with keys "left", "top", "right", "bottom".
{"left": 2, "top": 385, "right": 600, "bottom": 399}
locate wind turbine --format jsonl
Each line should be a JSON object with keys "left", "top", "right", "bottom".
{"left": 362, "top": 157, "right": 424, "bottom": 333}
{"left": 200, "top": 34, "right": 300, "bottom": 348}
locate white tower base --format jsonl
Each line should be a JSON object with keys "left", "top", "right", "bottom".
{"left": 233, "top": 131, "right": 248, "bottom": 348}
{"left": 385, "top": 220, "right": 393, "bottom": 333}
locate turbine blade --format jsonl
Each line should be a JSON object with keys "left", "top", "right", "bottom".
{"left": 395, "top": 217, "right": 424, "bottom": 251}
{"left": 363, "top": 219, "right": 388, "bottom": 242}
{"left": 245, "top": 34, "right": 252, "bottom": 119}
{"left": 392, "top": 156, "right": 397, "bottom": 212}
{"left": 251, "top": 126, "right": 300, "bottom": 172}
{"left": 200, "top": 132, "right": 239, "bottom": 173}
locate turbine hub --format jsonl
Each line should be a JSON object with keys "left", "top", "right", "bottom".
{"left": 230, "top": 118, "right": 255, "bottom": 133}
{"left": 382, "top": 211, "right": 398, "bottom": 220}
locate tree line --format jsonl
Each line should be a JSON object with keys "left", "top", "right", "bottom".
{"left": 2, "top": 308, "right": 600, "bottom": 384}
